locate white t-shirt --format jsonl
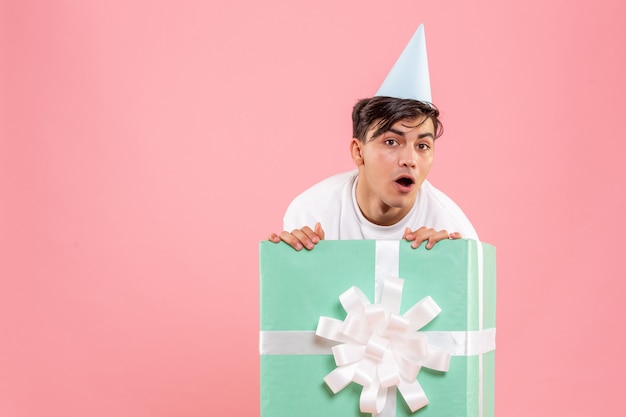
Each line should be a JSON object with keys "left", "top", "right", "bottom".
{"left": 283, "top": 170, "right": 478, "bottom": 240}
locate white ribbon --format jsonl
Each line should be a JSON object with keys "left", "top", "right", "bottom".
{"left": 316, "top": 277, "right": 448, "bottom": 414}
{"left": 259, "top": 328, "right": 496, "bottom": 357}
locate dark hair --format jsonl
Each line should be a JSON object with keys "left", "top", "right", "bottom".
{"left": 352, "top": 96, "right": 443, "bottom": 142}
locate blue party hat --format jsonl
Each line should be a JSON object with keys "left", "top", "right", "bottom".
{"left": 376, "top": 24, "right": 431, "bottom": 103}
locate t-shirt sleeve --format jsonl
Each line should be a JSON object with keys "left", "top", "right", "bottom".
{"left": 281, "top": 171, "right": 355, "bottom": 235}
{"left": 424, "top": 183, "right": 479, "bottom": 240}
{"left": 283, "top": 196, "right": 318, "bottom": 232}
{"left": 282, "top": 177, "right": 335, "bottom": 231}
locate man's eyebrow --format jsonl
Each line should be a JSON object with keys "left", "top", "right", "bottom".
{"left": 388, "top": 128, "right": 405, "bottom": 136}
{"left": 388, "top": 128, "right": 434, "bottom": 139}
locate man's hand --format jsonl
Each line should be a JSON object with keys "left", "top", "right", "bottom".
{"left": 403, "top": 226, "right": 462, "bottom": 249}
{"left": 268, "top": 222, "right": 325, "bottom": 251}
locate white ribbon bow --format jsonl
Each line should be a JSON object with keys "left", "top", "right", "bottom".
{"left": 316, "top": 276, "right": 450, "bottom": 414}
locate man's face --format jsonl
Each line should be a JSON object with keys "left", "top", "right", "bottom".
{"left": 351, "top": 116, "right": 435, "bottom": 225}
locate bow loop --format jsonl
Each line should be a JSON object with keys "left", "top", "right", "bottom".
{"left": 316, "top": 277, "right": 450, "bottom": 414}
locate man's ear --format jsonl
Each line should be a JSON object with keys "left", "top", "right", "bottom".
{"left": 350, "top": 138, "right": 364, "bottom": 166}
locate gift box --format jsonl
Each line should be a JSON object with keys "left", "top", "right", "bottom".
{"left": 259, "top": 239, "right": 496, "bottom": 417}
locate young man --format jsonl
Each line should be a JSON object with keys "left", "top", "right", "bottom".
{"left": 268, "top": 25, "right": 477, "bottom": 250}
{"left": 268, "top": 96, "right": 477, "bottom": 250}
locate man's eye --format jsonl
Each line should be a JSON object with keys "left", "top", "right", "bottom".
{"left": 417, "top": 143, "right": 431, "bottom": 150}
{"left": 384, "top": 139, "right": 398, "bottom": 146}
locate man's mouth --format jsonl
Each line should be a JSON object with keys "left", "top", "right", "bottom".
{"left": 395, "top": 176, "right": 415, "bottom": 187}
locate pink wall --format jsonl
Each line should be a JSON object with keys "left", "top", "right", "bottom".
{"left": 2, "top": 0, "right": 625, "bottom": 415}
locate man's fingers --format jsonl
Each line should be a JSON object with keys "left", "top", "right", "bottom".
{"left": 299, "top": 226, "right": 321, "bottom": 244}
{"left": 410, "top": 226, "right": 430, "bottom": 248}
{"left": 270, "top": 224, "right": 325, "bottom": 251}
{"left": 290, "top": 228, "right": 319, "bottom": 250}
{"left": 314, "top": 222, "right": 325, "bottom": 240}
{"left": 279, "top": 231, "right": 305, "bottom": 251}
{"left": 274, "top": 225, "right": 457, "bottom": 251}
{"left": 425, "top": 229, "right": 450, "bottom": 249}
{"left": 268, "top": 233, "right": 281, "bottom": 243}
{"left": 408, "top": 227, "right": 459, "bottom": 249}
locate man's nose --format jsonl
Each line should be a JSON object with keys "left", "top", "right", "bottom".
{"left": 399, "top": 147, "right": 417, "bottom": 168}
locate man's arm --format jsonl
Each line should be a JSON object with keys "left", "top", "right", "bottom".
{"left": 268, "top": 222, "right": 325, "bottom": 251}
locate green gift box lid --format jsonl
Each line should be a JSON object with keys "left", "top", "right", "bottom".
{"left": 260, "top": 239, "right": 496, "bottom": 417}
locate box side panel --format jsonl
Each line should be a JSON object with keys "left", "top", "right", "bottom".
{"left": 466, "top": 355, "right": 479, "bottom": 417}
{"left": 483, "top": 350, "right": 496, "bottom": 417}
{"left": 479, "top": 243, "right": 496, "bottom": 417}
{"left": 467, "top": 239, "right": 480, "bottom": 332}
{"left": 482, "top": 243, "right": 497, "bottom": 329}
